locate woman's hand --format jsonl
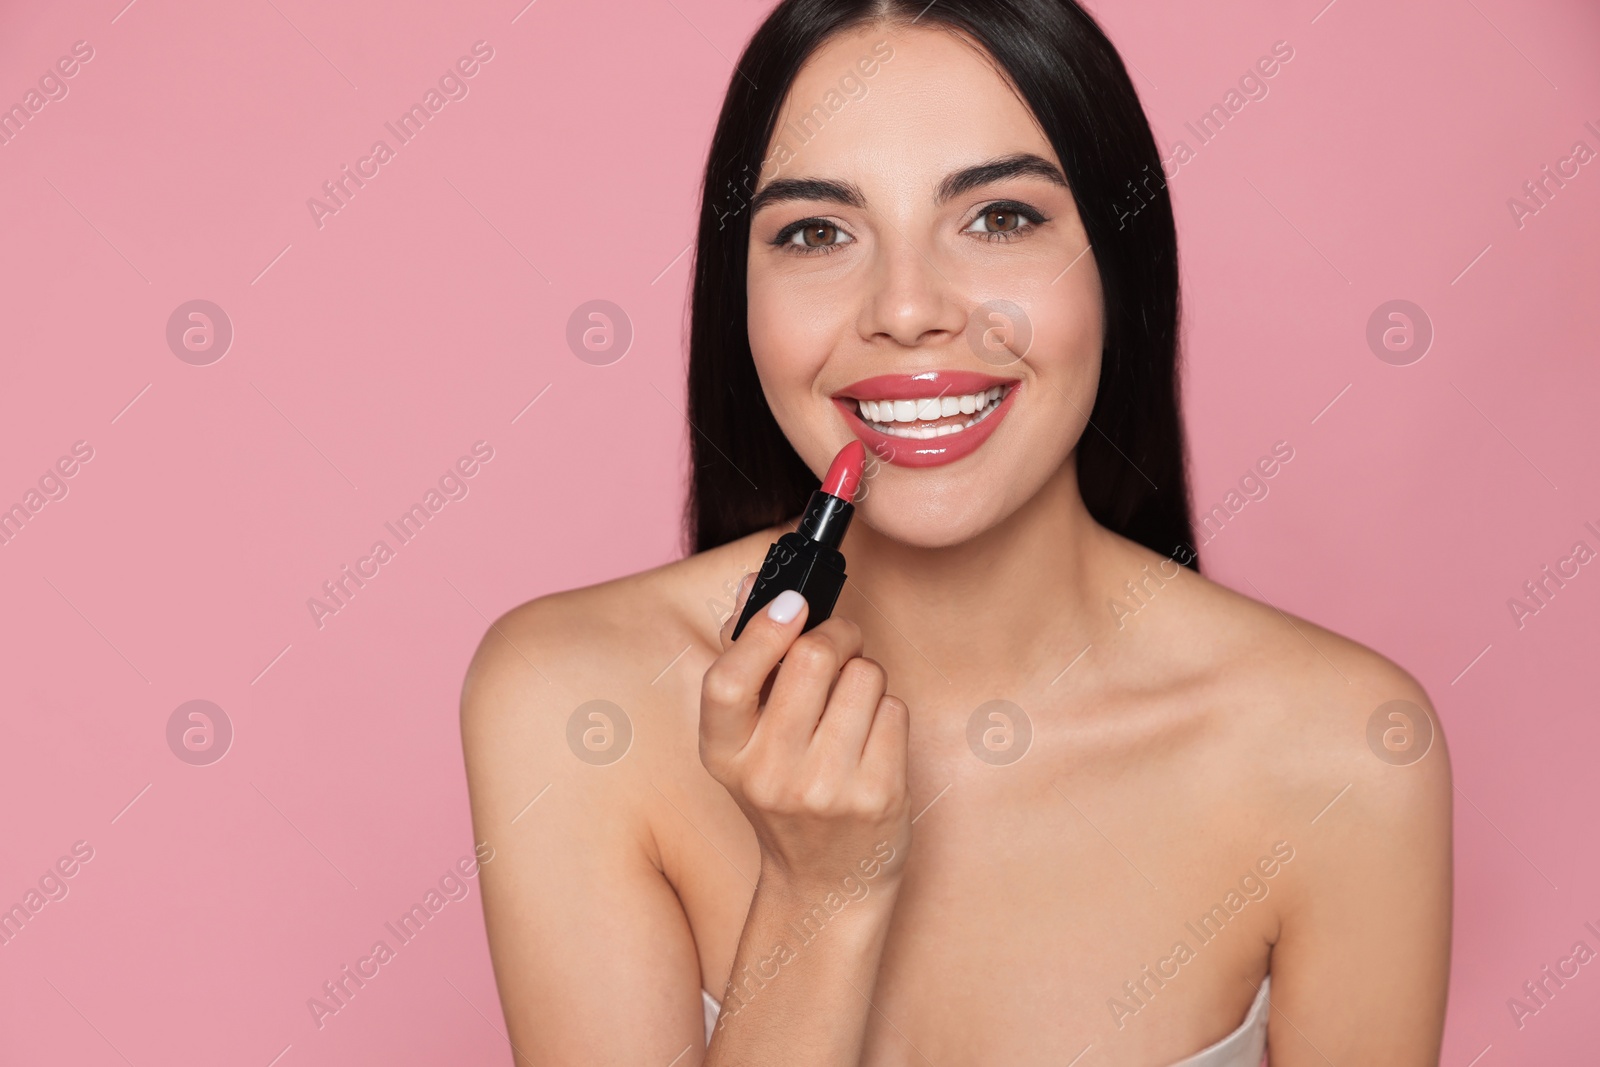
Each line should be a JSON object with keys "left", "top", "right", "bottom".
{"left": 699, "top": 576, "right": 912, "bottom": 894}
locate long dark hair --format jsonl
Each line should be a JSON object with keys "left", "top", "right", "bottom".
{"left": 684, "top": 0, "right": 1198, "bottom": 570}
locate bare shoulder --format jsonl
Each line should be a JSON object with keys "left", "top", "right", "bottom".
{"left": 460, "top": 530, "right": 775, "bottom": 728}
{"left": 1123, "top": 548, "right": 1456, "bottom": 1045}
{"left": 1193, "top": 562, "right": 1449, "bottom": 801}
{"left": 1129, "top": 541, "right": 1453, "bottom": 902}
{"left": 1108, "top": 534, "right": 1451, "bottom": 848}
{"left": 457, "top": 530, "right": 777, "bottom": 817}
{"left": 456, "top": 532, "right": 782, "bottom": 1061}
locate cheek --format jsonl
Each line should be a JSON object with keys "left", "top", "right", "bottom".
{"left": 1027, "top": 246, "right": 1103, "bottom": 362}
{"left": 961, "top": 228, "right": 1103, "bottom": 377}
{"left": 1005, "top": 255, "right": 1104, "bottom": 444}
{"left": 1029, "top": 296, "right": 1100, "bottom": 378}
{"left": 746, "top": 269, "right": 844, "bottom": 424}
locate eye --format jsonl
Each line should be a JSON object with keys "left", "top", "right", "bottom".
{"left": 773, "top": 218, "right": 855, "bottom": 255}
{"left": 964, "top": 201, "right": 1048, "bottom": 241}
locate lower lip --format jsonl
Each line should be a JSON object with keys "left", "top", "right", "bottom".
{"left": 835, "top": 387, "right": 1018, "bottom": 468}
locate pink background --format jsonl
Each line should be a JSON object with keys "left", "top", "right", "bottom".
{"left": 1, "top": 0, "right": 1596, "bottom": 1063}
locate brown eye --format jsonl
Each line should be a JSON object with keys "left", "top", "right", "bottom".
{"left": 797, "top": 223, "right": 840, "bottom": 247}
{"left": 981, "top": 209, "right": 1021, "bottom": 233}
{"left": 965, "top": 202, "right": 1044, "bottom": 238}
{"left": 776, "top": 219, "right": 854, "bottom": 254}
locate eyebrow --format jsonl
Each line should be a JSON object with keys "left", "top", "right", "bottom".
{"left": 748, "top": 177, "right": 865, "bottom": 216}
{"left": 937, "top": 153, "right": 1070, "bottom": 203}
{"left": 747, "top": 153, "right": 1070, "bottom": 217}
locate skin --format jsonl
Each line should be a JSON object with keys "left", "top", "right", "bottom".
{"left": 461, "top": 21, "right": 1452, "bottom": 1067}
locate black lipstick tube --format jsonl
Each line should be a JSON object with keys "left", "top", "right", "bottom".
{"left": 730, "top": 487, "right": 855, "bottom": 640}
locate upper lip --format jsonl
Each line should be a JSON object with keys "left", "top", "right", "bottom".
{"left": 832, "top": 370, "right": 1019, "bottom": 401}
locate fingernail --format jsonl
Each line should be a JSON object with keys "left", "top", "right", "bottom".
{"left": 766, "top": 590, "right": 805, "bottom": 624}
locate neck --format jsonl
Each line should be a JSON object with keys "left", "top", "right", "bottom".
{"left": 835, "top": 459, "right": 1115, "bottom": 690}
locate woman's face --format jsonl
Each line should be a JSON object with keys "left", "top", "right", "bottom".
{"left": 746, "top": 23, "right": 1104, "bottom": 549}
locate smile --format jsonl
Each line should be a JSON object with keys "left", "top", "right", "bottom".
{"left": 854, "top": 385, "right": 1010, "bottom": 439}
{"left": 833, "top": 371, "right": 1020, "bottom": 469}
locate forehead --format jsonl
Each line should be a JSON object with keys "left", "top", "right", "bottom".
{"left": 763, "top": 24, "right": 1057, "bottom": 190}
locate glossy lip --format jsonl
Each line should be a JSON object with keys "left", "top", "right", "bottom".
{"left": 833, "top": 370, "right": 1018, "bottom": 401}
{"left": 832, "top": 378, "right": 1020, "bottom": 468}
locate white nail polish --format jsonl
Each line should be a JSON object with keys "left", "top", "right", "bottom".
{"left": 766, "top": 590, "right": 806, "bottom": 624}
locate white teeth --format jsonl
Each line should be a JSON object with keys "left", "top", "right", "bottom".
{"left": 853, "top": 385, "right": 1011, "bottom": 438}
{"left": 855, "top": 386, "right": 1011, "bottom": 424}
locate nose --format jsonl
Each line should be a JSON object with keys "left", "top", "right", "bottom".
{"left": 856, "top": 230, "right": 969, "bottom": 349}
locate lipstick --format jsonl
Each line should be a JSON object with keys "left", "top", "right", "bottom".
{"left": 731, "top": 440, "right": 864, "bottom": 640}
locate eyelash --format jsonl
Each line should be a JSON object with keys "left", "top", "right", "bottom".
{"left": 967, "top": 200, "right": 1049, "bottom": 242}
{"left": 772, "top": 219, "right": 852, "bottom": 257}
{"left": 771, "top": 200, "right": 1049, "bottom": 256}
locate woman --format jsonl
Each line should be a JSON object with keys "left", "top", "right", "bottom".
{"left": 461, "top": 1, "right": 1453, "bottom": 1063}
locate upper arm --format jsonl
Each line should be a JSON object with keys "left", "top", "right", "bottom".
{"left": 460, "top": 600, "right": 708, "bottom": 1066}
{"left": 1267, "top": 661, "right": 1453, "bottom": 1065}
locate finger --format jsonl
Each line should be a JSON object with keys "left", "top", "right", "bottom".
{"left": 813, "top": 656, "right": 887, "bottom": 763}
{"left": 757, "top": 615, "right": 864, "bottom": 751}
{"left": 701, "top": 589, "right": 810, "bottom": 753}
{"left": 718, "top": 571, "right": 758, "bottom": 652}
{"left": 860, "top": 693, "right": 909, "bottom": 797}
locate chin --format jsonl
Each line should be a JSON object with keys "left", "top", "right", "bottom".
{"left": 854, "top": 492, "right": 998, "bottom": 549}
{"left": 847, "top": 446, "right": 1063, "bottom": 551}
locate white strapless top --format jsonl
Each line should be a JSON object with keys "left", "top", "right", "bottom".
{"left": 702, "top": 976, "right": 1269, "bottom": 1065}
